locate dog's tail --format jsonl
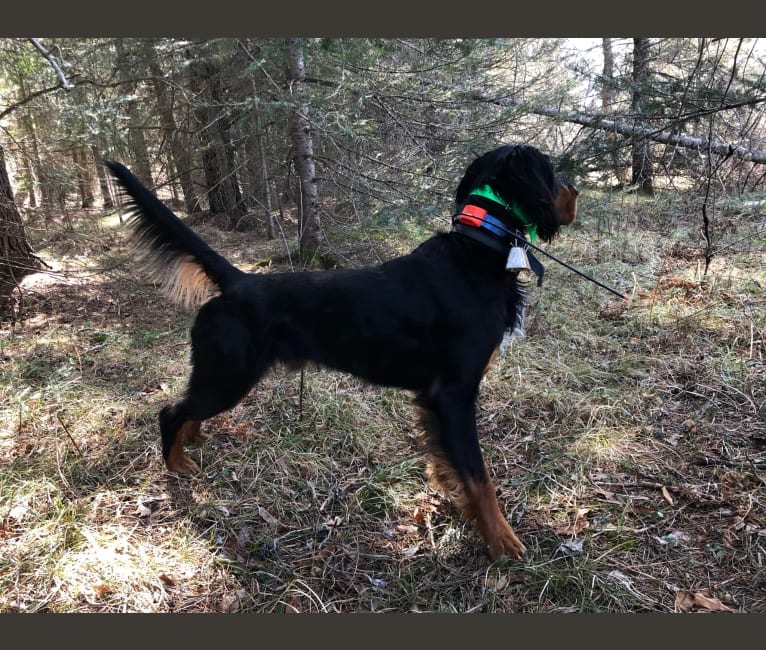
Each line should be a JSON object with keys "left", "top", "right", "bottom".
{"left": 104, "top": 161, "right": 244, "bottom": 308}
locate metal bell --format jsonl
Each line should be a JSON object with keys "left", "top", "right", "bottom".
{"left": 505, "top": 246, "right": 532, "bottom": 272}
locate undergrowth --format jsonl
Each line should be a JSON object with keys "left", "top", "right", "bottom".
{"left": 1, "top": 190, "right": 764, "bottom": 612}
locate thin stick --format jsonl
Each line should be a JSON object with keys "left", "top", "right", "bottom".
{"left": 56, "top": 412, "right": 83, "bottom": 457}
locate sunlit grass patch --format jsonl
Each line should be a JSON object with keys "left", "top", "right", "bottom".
{"left": 567, "top": 426, "right": 647, "bottom": 470}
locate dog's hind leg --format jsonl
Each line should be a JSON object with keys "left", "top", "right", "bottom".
{"left": 416, "top": 383, "right": 526, "bottom": 560}
{"left": 160, "top": 409, "right": 206, "bottom": 475}
{"left": 159, "top": 299, "right": 269, "bottom": 475}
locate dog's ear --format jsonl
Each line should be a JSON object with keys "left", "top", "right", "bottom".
{"left": 493, "top": 145, "right": 563, "bottom": 242}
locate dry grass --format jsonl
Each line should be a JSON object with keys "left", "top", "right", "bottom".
{"left": 1, "top": 191, "right": 764, "bottom": 612}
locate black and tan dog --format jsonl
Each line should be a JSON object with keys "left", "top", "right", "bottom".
{"left": 105, "top": 144, "right": 577, "bottom": 559}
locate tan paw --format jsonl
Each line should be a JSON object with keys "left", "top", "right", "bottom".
{"left": 165, "top": 451, "right": 200, "bottom": 476}
{"left": 486, "top": 521, "right": 527, "bottom": 560}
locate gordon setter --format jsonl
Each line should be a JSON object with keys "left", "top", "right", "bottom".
{"left": 105, "top": 144, "right": 578, "bottom": 560}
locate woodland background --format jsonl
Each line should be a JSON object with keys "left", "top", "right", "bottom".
{"left": 0, "top": 38, "right": 764, "bottom": 612}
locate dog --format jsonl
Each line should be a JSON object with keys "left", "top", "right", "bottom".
{"left": 105, "top": 144, "right": 577, "bottom": 560}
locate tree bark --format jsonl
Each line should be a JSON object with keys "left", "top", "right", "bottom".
{"left": 15, "top": 82, "right": 54, "bottom": 219}
{"left": 241, "top": 117, "right": 276, "bottom": 238}
{"left": 240, "top": 124, "right": 266, "bottom": 208}
{"left": 600, "top": 38, "right": 628, "bottom": 186}
{"left": 259, "top": 130, "right": 277, "bottom": 240}
{"left": 188, "top": 43, "right": 246, "bottom": 228}
{"left": 238, "top": 39, "right": 276, "bottom": 238}
{"left": 16, "top": 145, "right": 37, "bottom": 208}
{"left": 287, "top": 38, "right": 322, "bottom": 261}
{"left": 0, "top": 143, "right": 40, "bottom": 310}
{"left": 147, "top": 41, "right": 201, "bottom": 216}
{"left": 73, "top": 147, "right": 95, "bottom": 208}
{"left": 92, "top": 143, "right": 114, "bottom": 209}
{"left": 630, "top": 38, "right": 654, "bottom": 194}
{"left": 115, "top": 39, "right": 153, "bottom": 185}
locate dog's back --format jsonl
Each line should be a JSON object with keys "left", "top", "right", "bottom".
{"left": 232, "top": 232, "right": 513, "bottom": 389}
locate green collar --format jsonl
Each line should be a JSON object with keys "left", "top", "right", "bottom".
{"left": 468, "top": 184, "right": 537, "bottom": 242}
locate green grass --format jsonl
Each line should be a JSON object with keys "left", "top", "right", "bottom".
{"left": 1, "top": 193, "right": 764, "bottom": 612}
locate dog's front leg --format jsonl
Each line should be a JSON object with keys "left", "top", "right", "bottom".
{"left": 416, "top": 384, "right": 526, "bottom": 560}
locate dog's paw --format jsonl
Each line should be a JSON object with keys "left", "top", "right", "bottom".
{"left": 486, "top": 522, "right": 527, "bottom": 560}
{"left": 165, "top": 452, "right": 200, "bottom": 476}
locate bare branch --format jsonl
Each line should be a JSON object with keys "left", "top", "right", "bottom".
{"left": 0, "top": 75, "right": 131, "bottom": 122}
{"left": 410, "top": 75, "right": 766, "bottom": 164}
{"left": 29, "top": 38, "right": 73, "bottom": 90}
{"left": 469, "top": 88, "right": 766, "bottom": 164}
{"left": 0, "top": 83, "right": 62, "bottom": 121}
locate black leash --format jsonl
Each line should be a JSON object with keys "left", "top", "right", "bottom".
{"left": 512, "top": 231, "right": 629, "bottom": 301}
{"left": 453, "top": 212, "right": 629, "bottom": 301}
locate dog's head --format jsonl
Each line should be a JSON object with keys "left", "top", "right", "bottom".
{"left": 455, "top": 144, "right": 578, "bottom": 242}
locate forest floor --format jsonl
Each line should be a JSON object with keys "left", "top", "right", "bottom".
{"left": 1, "top": 188, "right": 764, "bottom": 613}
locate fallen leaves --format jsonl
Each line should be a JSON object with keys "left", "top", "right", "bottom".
{"left": 8, "top": 500, "right": 30, "bottom": 523}
{"left": 220, "top": 589, "right": 249, "bottom": 613}
{"left": 412, "top": 492, "right": 440, "bottom": 526}
{"left": 674, "top": 589, "right": 736, "bottom": 613}
{"left": 135, "top": 494, "right": 171, "bottom": 519}
{"left": 654, "top": 530, "right": 692, "bottom": 547}
{"left": 257, "top": 505, "right": 284, "bottom": 529}
{"left": 401, "top": 542, "right": 422, "bottom": 558}
{"left": 554, "top": 507, "right": 591, "bottom": 536}
{"left": 553, "top": 508, "right": 591, "bottom": 554}
{"left": 682, "top": 418, "right": 698, "bottom": 435}
{"left": 158, "top": 572, "right": 176, "bottom": 587}
{"left": 557, "top": 537, "right": 586, "bottom": 555}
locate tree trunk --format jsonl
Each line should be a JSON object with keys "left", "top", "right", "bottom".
{"left": 630, "top": 38, "right": 654, "bottom": 194}
{"left": 241, "top": 126, "right": 266, "bottom": 209}
{"left": 287, "top": 38, "right": 322, "bottom": 262}
{"left": 147, "top": 41, "right": 201, "bottom": 216}
{"left": 73, "top": 147, "right": 95, "bottom": 208}
{"left": 92, "top": 143, "right": 114, "bottom": 209}
{"left": 115, "top": 39, "right": 153, "bottom": 185}
{"left": 259, "top": 127, "right": 277, "bottom": 240}
{"left": 241, "top": 113, "right": 278, "bottom": 238}
{"left": 188, "top": 43, "right": 246, "bottom": 228}
{"left": 426, "top": 78, "right": 766, "bottom": 165}
{"left": 22, "top": 107, "right": 53, "bottom": 220}
{"left": 17, "top": 146, "right": 37, "bottom": 208}
{"left": 601, "top": 38, "right": 628, "bottom": 186}
{"left": 0, "top": 143, "right": 39, "bottom": 311}
{"left": 240, "top": 45, "right": 276, "bottom": 239}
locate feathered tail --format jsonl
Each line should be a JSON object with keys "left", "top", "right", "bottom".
{"left": 104, "top": 161, "right": 244, "bottom": 307}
